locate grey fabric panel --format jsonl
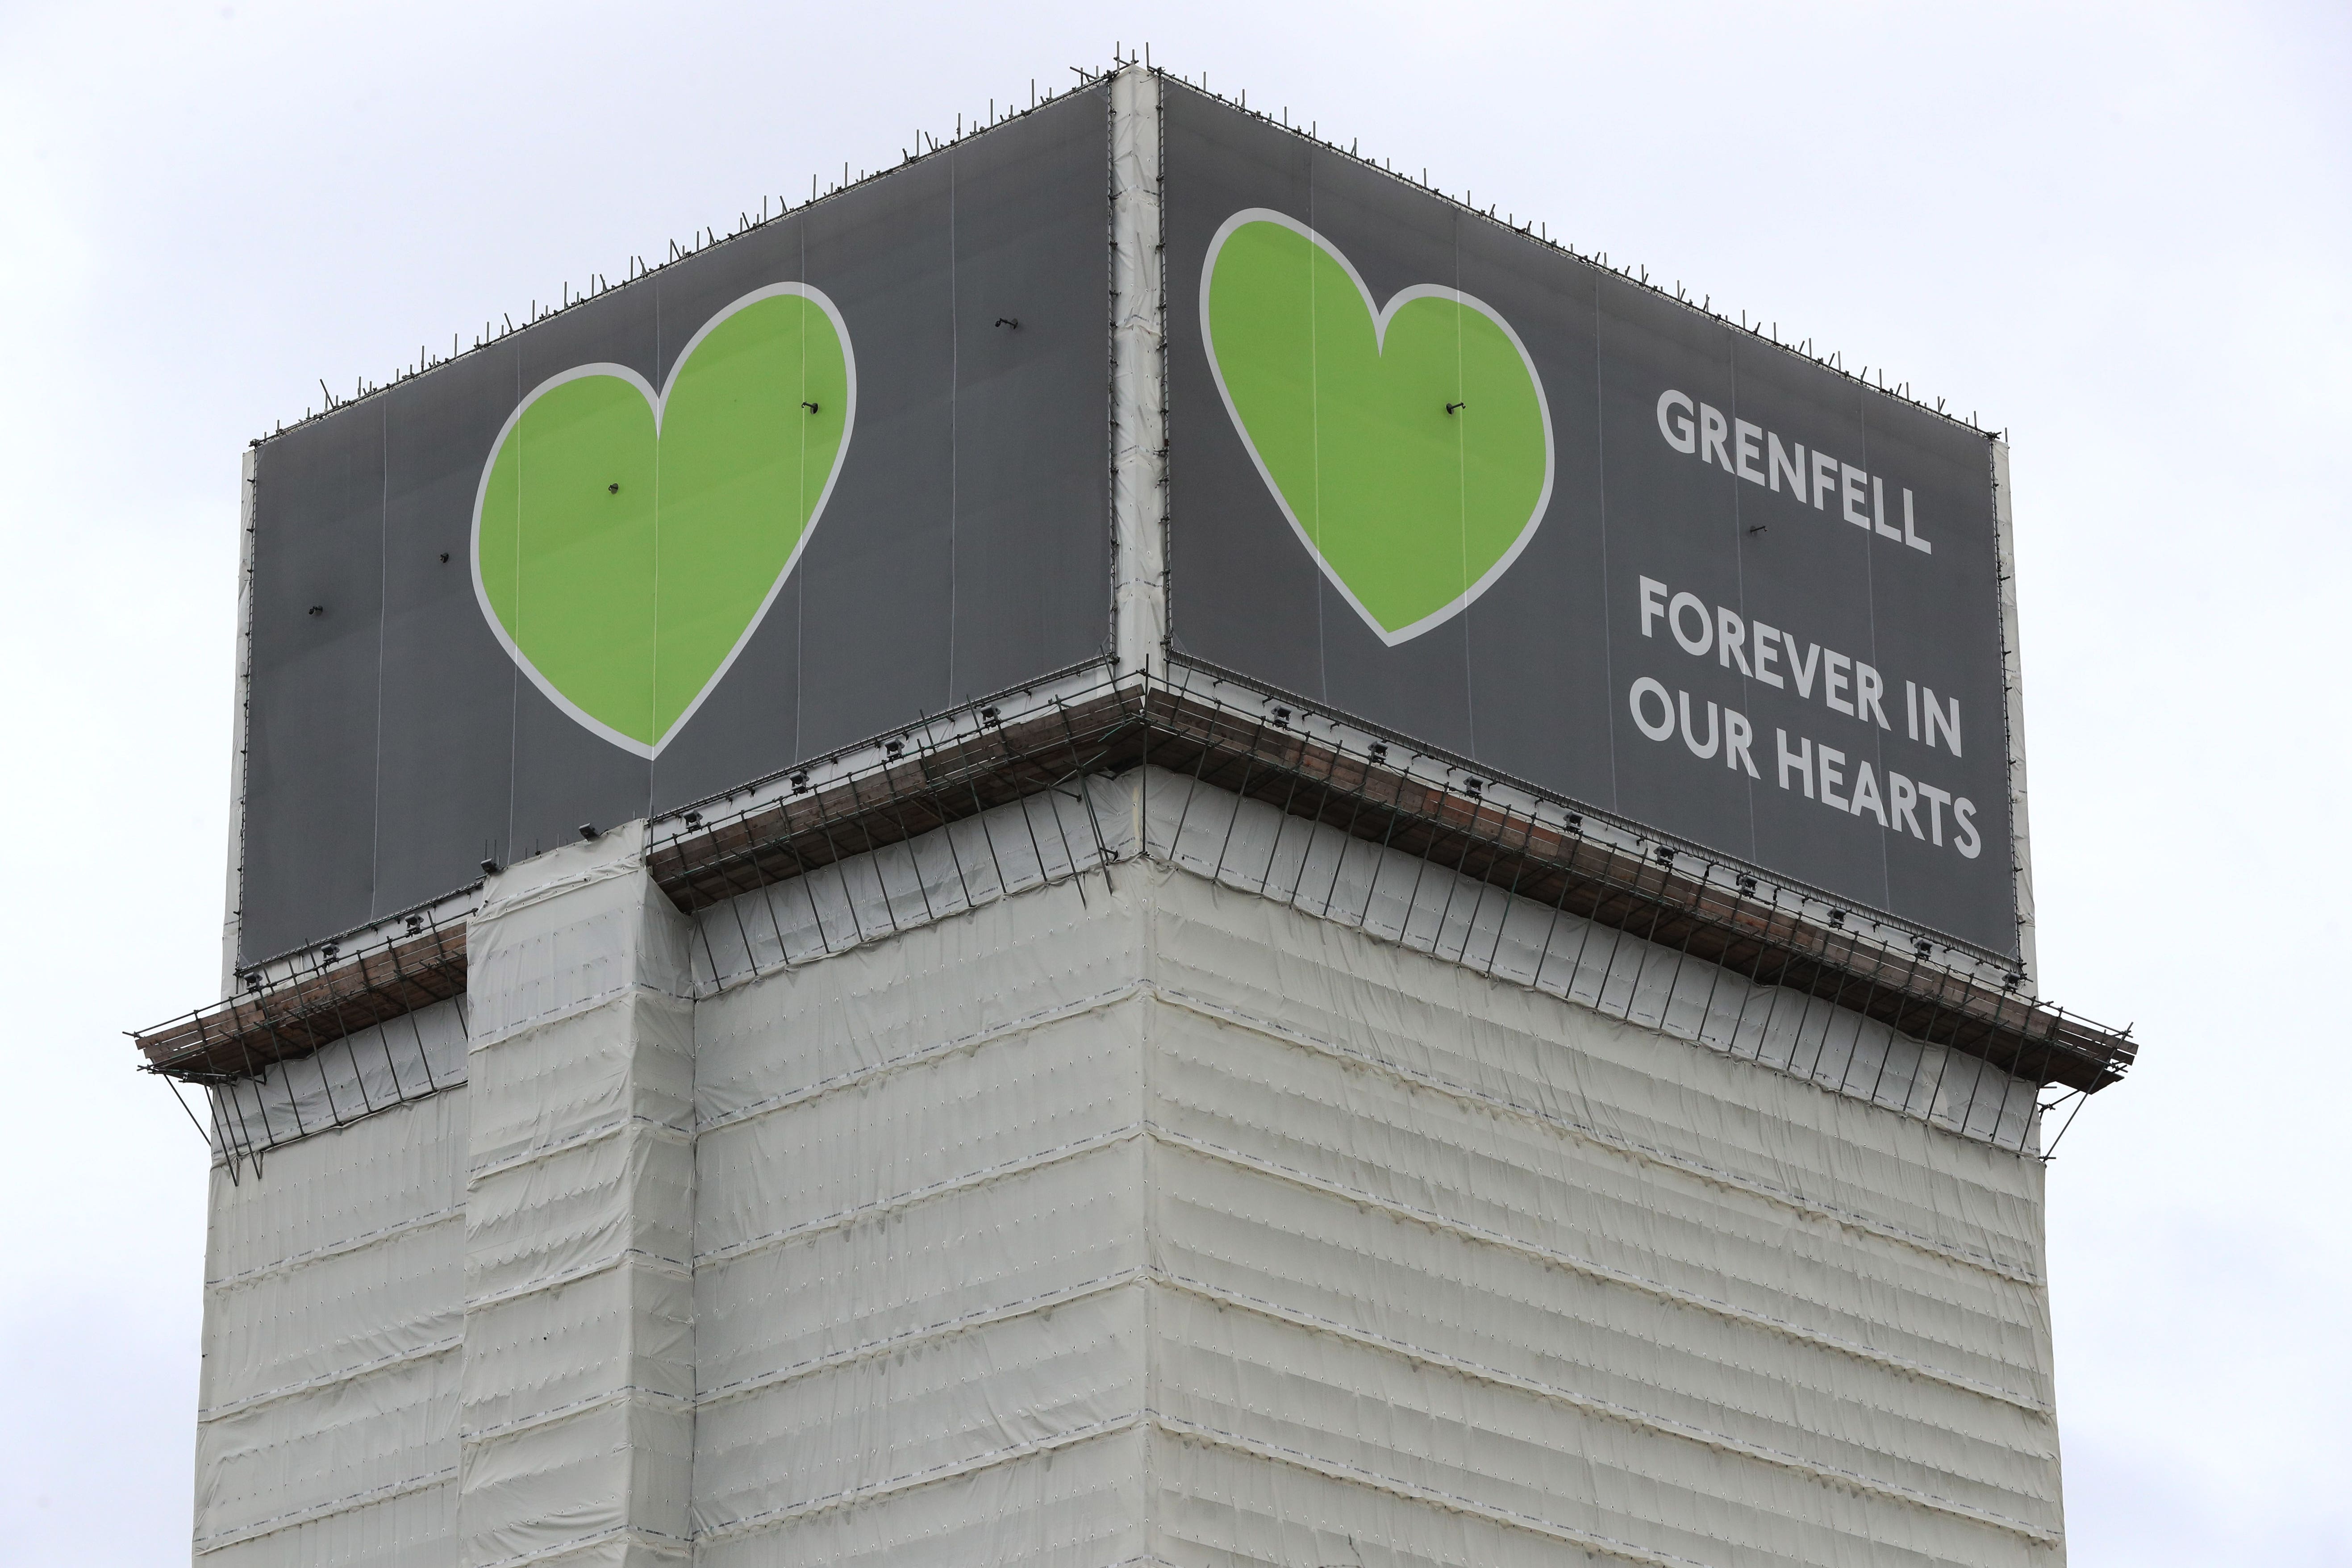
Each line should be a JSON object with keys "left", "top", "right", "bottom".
{"left": 1853, "top": 390, "right": 2013, "bottom": 931}
{"left": 497, "top": 262, "right": 665, "bottom": 849}
{"left": 1451, "top": 207, "right": 1612, "bottom": 811}
{"left": 1161, "top": 81, "right": 2014, "bottom": 955}
{"left": 1161, "top": 93, "right": 1324, "bottom": 701}
{"left": 372, "top": 349, "right": 531, "bottom": 912}
{"left": 238, "top": 87, "right": 1109, "bottom": 963}
{"left": 943, "top": 101, "right": 1116, "bottom": 701}
{"left": 1673, "top": 308, "right": 1886, "bottom": 914}
{"left": 786, "top": 155, "right": 963, "bottom": 764}
{"left": 242, "top": 412, "right": 386, "bottom": 957}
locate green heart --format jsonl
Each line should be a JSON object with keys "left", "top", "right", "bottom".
{"left": 1201, "top": 210, "right": 1552, "bottom": 644}
{"left": 472, "top": 284, "right": 853, "bottom": 755}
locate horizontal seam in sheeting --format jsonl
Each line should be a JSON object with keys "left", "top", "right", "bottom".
{"left": 1157, "top": 1272, "right": 2058, "bottom": 1541}
{"left": 462, "top": 1383, "right": 692, "bottom": 1447}
{"left": 691, "top": 869, "right": 1120, "bottom": 1000}
{"left": 469, "top": 1525, "right": 692, "bottom": 1568}
{"left": 464, "top": 1246, "right": 691, "bottom": 1313}
{"left": 468, "top": 980, "right": 692, "bottom": 1053}
{"left": 694, "top": 980, "right": 1147, "bottom": 1136}
{"left": 1157, "top": 867, "right": 2039, "bottom": 1152}
{"left": 473, "top": 853, "right": 646, "bottom": 922}
{"left": 694, "top": 1126, "right": 1145, "bottom": 1268}
{"left": 1152, "top": 1410, "right": 1723, "bottom": 1568}
{"left": 467, "top": 1112, "right": 693, "bottom": 1185}
{"left": 192, "top": 1464, "right": 456, "bottom": 1553}
{"left": 692, "top": 1412, "right": 1143, "bottom": 1544}
{"left": 212, "top": 1083, "right": 467, "bottom": 1175}
{"left": 1150, "top": 983, "right": 2044, "bottom": 1288}
{"left": 469, "top": 1526, "right": 691, "bottom": 1568}
{"left": 206, "top": 1204, "right": 463, "bottom": 1289}
{"left": 696, "top": 1268, "right": 1149, "bottom": 1409}
{"left": 1152, "top": 1126, "right": 2051, "bottom": 1414}
{"left": 199, "top": 1334, "right": 460, "bottom": 1422}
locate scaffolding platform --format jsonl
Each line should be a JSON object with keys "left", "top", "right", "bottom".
{"left": 133, "top": 667, "right": 2132, "bottom": 1109}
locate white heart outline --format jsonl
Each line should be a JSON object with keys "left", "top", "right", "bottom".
{"left": 469, "top": 281, "right": 857, "bottom": 759}
{"left": 1200, "top": 208, "right": 1555, "bottom": 647}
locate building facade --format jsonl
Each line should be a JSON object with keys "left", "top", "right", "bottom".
{"left": 145, "top": 64, "right": 2129, "bottom": 1568}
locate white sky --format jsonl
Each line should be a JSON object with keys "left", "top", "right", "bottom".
{"left": 1, "top": 2, "right": 2344, "bottom": 1562}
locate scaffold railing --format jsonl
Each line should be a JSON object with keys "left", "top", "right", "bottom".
{"left": 133, "top": 665, "right": 2134, "bottom": 1163}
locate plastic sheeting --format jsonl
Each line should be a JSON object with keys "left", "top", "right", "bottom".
{"left": 195, "top": 1088, "right": 466, "bottom": 1568}
{"left": 692, "top": 767, "right": 2040, "bottom": 1150}
{"left": 682, "top": 773, "right": 2061, "bottom": 1565}
{"left": 687, "top": 780, "right": 1124, "bottom": 990}
{"left": 457, "top": 822, "right": 697, "bottom": 1568}
{"left": 1136, "top": 880, "right": 2060, "bottom": 1564}
{"left": 1110, "top": 65, "right": 1168, "bottom": 677}
{"left": 1141, "top": 765, "right": 2042, "bottom": 1151}
{"left": 208, "top": 998, "right": 469, "bottom": 1170}
{"left": 196, "top": 770, "right": 2064, "bottom": 1567}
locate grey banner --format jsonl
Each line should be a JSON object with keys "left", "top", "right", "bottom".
{"left": 1163, "top": 83, "right": 2018, "bottom": 956}
{"left": 239, "top": 88, "right": 1110, "bottom": 964}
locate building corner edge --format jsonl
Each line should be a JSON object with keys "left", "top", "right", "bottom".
{"left": 1992, "top": 437, "right": 2040, "bottom": 990}
{"left": 1111, "top": 64, "right": 1168, "bottom": 681}
{"left": 218, "top": 446, "right": 258, "bottom": 996}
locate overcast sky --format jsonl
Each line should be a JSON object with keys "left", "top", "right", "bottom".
{"left": 1, "top": 2, "right": 2345, "bottom": 1562}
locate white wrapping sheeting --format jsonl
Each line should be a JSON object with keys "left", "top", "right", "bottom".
{"left": 1110, "top": 64, "right": 1168, "bottom": 678}
{"left": 694, "top": 876, "right": 1149, "bottom": 1548}
{"left": 467, "top": 822, "right": 692, "bottom": 1043}
{"left": 459, "top": 822, "right": 697, "bottom": 1568}
{"left": 686, "top": 774, "right": 2060, "bottom": 1566}
{"left": 697, "top": 1425, "right": 1149, "bottom": 1568}
{"left": 688, "top": 781, "right": 1126, "bottom": 989}
{"left": 196, "top": 1483, "right": 458, "bottom": 1568}
{"left": 1139, "top": 867, "right": 2058, "bottom": 1565}
{"left": 209, "top": 997, "right": 469, "bottom": 1165}
{"left": 691, "top": 767, "right": 2039, "bottom": 1150}
{"left": 195, "top": 1087, "right": 466, "bottom": 1566}
{"left": 195, "top": 769, "right": 2063, "bottom": 1566}
{"left": 1142, "top": 861, "right": 2051, "bottom": 1312}
{"left": 1137, "top": 766, "right": 2042, "bottom": 1150}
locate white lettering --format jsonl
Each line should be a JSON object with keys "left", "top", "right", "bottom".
{"left": 1725, "top": 709, "right": 1759, "bottom": 777}
{"left": 1823, "top": 649, "right": 1854, "bottom": 716}
{"left": 1776, "top": 730, "right": 1813, "bottom": 797}
{"left": 1811, "top": 448, "right": 1840, "bottom": 509}
{"left": 1889, "top": 771, "right": 1924, "bottom": 838}
{"left": 1650, "top": 398, "right": 1928, "bottom": 562}
{"left": 1906, "top": 679, "right": 1919, "bottom": 740}
{"left": 1954, "top": 797, "right": 1981, "bottom": 859}
{"left": 1656, "top": 389, "right": 1697, "bottom": 453}
{"left": 1734, "top": 419, "right": 1766, "bottom": 484}
{"left": 1848, "top": 760, "right": 1887, "bottom": 826}
{"left": 1717, "top": 607, "right": 1751, "bottom": 674}
{"left": 1856, "top": 662, "right": 1889, "bottom": 729}
{"left": 1923, "top": 688, "right": 1962, "bottom": 756}
{"left": 1785, "top": 633, "right": 1822, "bottom": 699}
{"left": 1668, "top": 592, "right": 1713, "bottom": 656}
{"left": 1918, "top": 781, "right": 1952, "bottom": 845}
{"left": 1700, "top": 404, "right": 1733, "bottom": 471}
{"left": 1639, "top": 576, "right": 1669, "bottom": 639}
{"left": 1630, "top": 676, "right": 1676, "bottom": 741}
{"left": 1752, "top": 622, "right": 1784, "bottom": 687}
{"left": 1680, "top": 692, "right": 1720, "bottom": 759}
{"left": 1818, "top": 746, "right": 1849, "bottom": 810}
{"left": 1841, "top": 463, "right": 1871, "bottom": 528}
{"left": 1902, "top": 488, "right": 1933, "bottom": 555}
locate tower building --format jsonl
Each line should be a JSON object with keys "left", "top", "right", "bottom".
{"left": 138, "top": 63, "right": 2133, "bottom": 1568}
